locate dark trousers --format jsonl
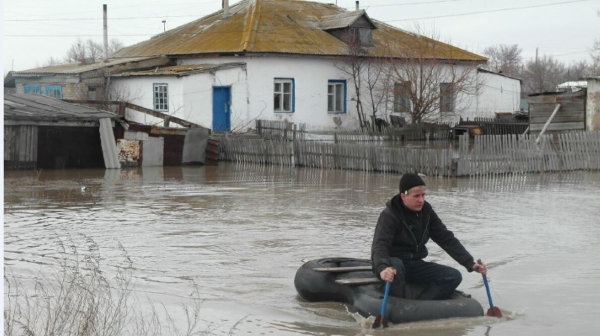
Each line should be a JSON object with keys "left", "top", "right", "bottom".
{"left": 388, "top": 257, "right": 462, "bottom": 300}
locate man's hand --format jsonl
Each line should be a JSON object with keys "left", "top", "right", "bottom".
{"left": 379, "top": 267, "right": 396, "bottom": 282}
{"left": 473, "top": 260, "right": 487, "bottom": 275}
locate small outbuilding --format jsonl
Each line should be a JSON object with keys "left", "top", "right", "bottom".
{"left": 4, "top": 94, "right": 210, "bottom": 170}
{"left": 4, "top": 93, "right": 121, "bottom": 169}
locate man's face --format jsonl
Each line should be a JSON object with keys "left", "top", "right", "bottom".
{"left": 400, "top": 186, "right": 426, "bottom": 212}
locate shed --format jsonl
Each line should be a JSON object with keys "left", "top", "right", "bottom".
{"left": 4, "top": 93, "right": 121, "bottom": 169}
{"left": 528, "top": 91, "right": 586, "bottom": 135}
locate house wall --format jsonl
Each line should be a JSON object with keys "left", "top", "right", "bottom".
{"left": 468, "top": 72, "right": 521, "bottom": 119}
{"left": 114, "top": 55, "right": 516, "bottom": 131}
{"left": 180, "top": 56, "right": 362, "bottom": 131}
{"left": 111, "top": 76, "right": 185, "bottom": 126}
{"left": 112, "top": 67, "right": 248, "bottom": 130}
{"left": 587, "top": 79, "right": 600, "bottom": 131}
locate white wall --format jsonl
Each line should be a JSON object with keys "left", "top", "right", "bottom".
{"left": 111, "top": 76, "right": 184, "bottom": 127}
{"left": 180, "top": 56, "right": 362, "bottom": 131}
{"left": 464, "top": 71, "right": 521, "bottom": 119}
{"left": 111, "top": 67, "right": 247, "bottom": 130}
{"left": 587, "top": 79, "right": 600, "bottom": 131}
{"left": 113, "top": 56, "right": 521, "bottom": 131}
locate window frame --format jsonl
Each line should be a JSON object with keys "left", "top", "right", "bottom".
{"left": 327, "top": 80, "right": 347, "bottom": 114}
{"left": 274, "top": 78, "right": 295, "bottom": 113}
{"left": 23, "top": 85, "right": 41, "bottom": 95}
{"left": 394, "top": 81, "right": 411, "bottom": 113}
{"left": 44, "top": 85, "right": 63, "bottom": 99}
{"left": 439, "top": 82, "right": 456, "bottom": 113}
{"left": 153, "top": 83, "right": 169, "bottom": 112}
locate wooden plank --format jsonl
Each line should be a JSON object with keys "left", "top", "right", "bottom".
{"left": 530, "top": 122, "right": 585, "bottom": 131}
{"left": 530, "top": 116, "right": 585, "bottom": 123}
{"left": 335, "top": 278, "right": 381, "bottom": 285}
{"left": 313, "top": 266, "right": 373, "bottom": 272}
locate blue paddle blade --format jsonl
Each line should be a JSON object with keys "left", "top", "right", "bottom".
{"left": 372, "top": 282, "right": 391, "bottom": 329}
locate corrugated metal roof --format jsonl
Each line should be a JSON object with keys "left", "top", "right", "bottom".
{"left": 12, "top": 57, "right": 156, "bottom": 75}
{"left": 114, "top": 0, "right": 486, "bottom": 62}
{"left": 111, "top": 62, "right": 245, "bottom": 77}
{"left": 4, "top": 93, "right": 119, "bottom": 121}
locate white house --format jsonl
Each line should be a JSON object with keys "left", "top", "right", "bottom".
{"left": 107, "top": 0, "right": 519, "bottom": 130}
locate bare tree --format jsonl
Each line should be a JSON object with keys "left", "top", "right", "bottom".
{"left": 334, "top": 34, "right": 370, "bottom": 129}
{"left": 564, "top": 60, "right": 590, "bottom": 81}
{"left": 65, "top": 38, "right": 89, "bottom": 63}
{"left": 482, "top": 44, "right": 523, "bottom": 78}
{"left": 85, "top": 39, "right": 104, "bottom": 60}
{"left": 63, "top": 38, "right": 125, "bottom": 63}
{"left": 36, "top": 57, "right": 62, "bottom": 68}
{"left": 388, "top": 29, "right": 482, "bottom": 124}
{"left": 523, "top": 50, "right": 566, "bottom": 94}
{"left": 108, "top": 39, "right": 125, "bottom": 56}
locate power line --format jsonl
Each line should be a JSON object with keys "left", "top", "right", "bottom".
{"left": 8, "top": 0, "right": 592, "bottom": 22}
{"left": 368, "top": 0, "right": 471, "bottom": 8}
{"left": 387, "top": 0, "right": 593, "bottom": 22}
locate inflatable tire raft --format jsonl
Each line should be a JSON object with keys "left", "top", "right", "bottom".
{"left": 294, "top": 257, "right": 484, "bottom": 323}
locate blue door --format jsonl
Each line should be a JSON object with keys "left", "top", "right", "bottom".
{"left": 212, "top": 86, "right": 231, "bottom": 131}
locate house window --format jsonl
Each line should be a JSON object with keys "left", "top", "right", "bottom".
{"left": 327, "top": 80, "right": 346, "bottom": 113}
{"left": 153, "top": 83, "right": 169, "bottom": 112}
{"left": 440, "top": 83, "right": 455, "bottom": 113}
{"left": 44, "top": 85, "right": 63, "bottom": 99}
{"left": 88, "top": 86, "right": 98, "bottom": 100}
{"left": 274, "top": 78, "right": 294, "bottom": 113}
{"left": 23, "top": 85, "right": 41, "bottom": 94}
{"left": 394, "top": 81, "right": 411, "bottom": 113}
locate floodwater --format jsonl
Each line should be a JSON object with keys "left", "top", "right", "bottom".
{"left": 4, "top": 164, "right": 600, "bottom": 336}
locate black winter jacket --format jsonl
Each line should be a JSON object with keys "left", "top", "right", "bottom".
{"left": 371, "top": 195, "right": 475, "bottom": 278}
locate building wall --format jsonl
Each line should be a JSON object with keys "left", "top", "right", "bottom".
{"left": 465, "top": 72, "right": 521, "bottom": 119}
{"left": 4, "top": 125, "right": 38, "bottom": 169}
{"left": 114, "top": 56, "right": 517, "bottom": 131}
{"left": 180, "top": 56, "right": 362, "bottom": 131}
{"left": 111, "top": 76, "right": 186, "bottom": 126}
{"left": 587, "top": 79, "right": 600, "bottom": 131}
{"left": 15, "top": 81, "right": 88, "bottom": 100}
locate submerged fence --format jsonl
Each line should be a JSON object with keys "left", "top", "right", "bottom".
{"left": 256, "top": 119, "right": 306, "bottom": 141}
{"left": 219, "top": 131, "right": 600, "bottom": 177}
{"left": 334, "top": 123, "right": 453, "bottom": 142}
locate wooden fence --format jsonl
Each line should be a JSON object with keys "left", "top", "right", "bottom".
{"left": 220, "top": 136, "right": 452, "bottom": 177}
{"left": 472, "top": 117, "right": 529, "bottom": 135}
{"left": 219, "top": 131, "right": 600, "bottom": 177}
{"left": 334, "top": 123, "right": 453, "bottom": 143}
{"left": 256, "top": 119, "right": 306, "bottom": 141}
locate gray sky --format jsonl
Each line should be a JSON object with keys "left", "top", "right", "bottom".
{"left": 3, "top": 0, "right": 599, "bottom": 73}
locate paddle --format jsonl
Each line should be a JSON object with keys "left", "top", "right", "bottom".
{"left": 477, "top": 259, "right": 503, "bottom": 318}
{"left": 372, "top": 281, "right": 391, "bottom": 328}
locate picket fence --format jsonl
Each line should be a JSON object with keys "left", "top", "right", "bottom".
{"left": 219, "top": 131, "right": 600, "bottom": 177}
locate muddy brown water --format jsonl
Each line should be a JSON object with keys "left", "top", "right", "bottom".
{"left": 4, "top": 165, "right": 600, "bottom": 335}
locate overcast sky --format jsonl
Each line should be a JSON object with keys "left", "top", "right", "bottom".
{"left": 2, "top": 0, "right": 599, "bottom": 73}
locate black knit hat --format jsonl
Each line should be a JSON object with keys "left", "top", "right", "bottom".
{"left": 399, "top": 173, "right": 426, "bottom": 194}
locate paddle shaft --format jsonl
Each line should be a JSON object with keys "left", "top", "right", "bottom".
{"left": 380, "top": 281, "right": 391, "bottom": 316}
{"left": 482, "top": 274, "right": 495, "bottom": 309}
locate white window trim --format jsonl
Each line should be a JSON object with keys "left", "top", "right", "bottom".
{"left": 153, "top": 83, "right": 169, "bottom": 112}
{"left": 274, "top": 78, "right": 294, "bottom": 113}
{"left": 327, "top": 81, "right": 346, "bottom": 114}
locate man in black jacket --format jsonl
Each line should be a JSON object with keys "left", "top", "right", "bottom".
{"left": 371, "top": 173, "right": 487, "bottom": 300}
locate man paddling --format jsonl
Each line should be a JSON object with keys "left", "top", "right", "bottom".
{"left": 371, "top": 173, "right": 487, "bottom": 300}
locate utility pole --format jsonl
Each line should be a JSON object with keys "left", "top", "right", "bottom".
{"left": 103, "top": 4, "right": 109, "bottom": 61}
